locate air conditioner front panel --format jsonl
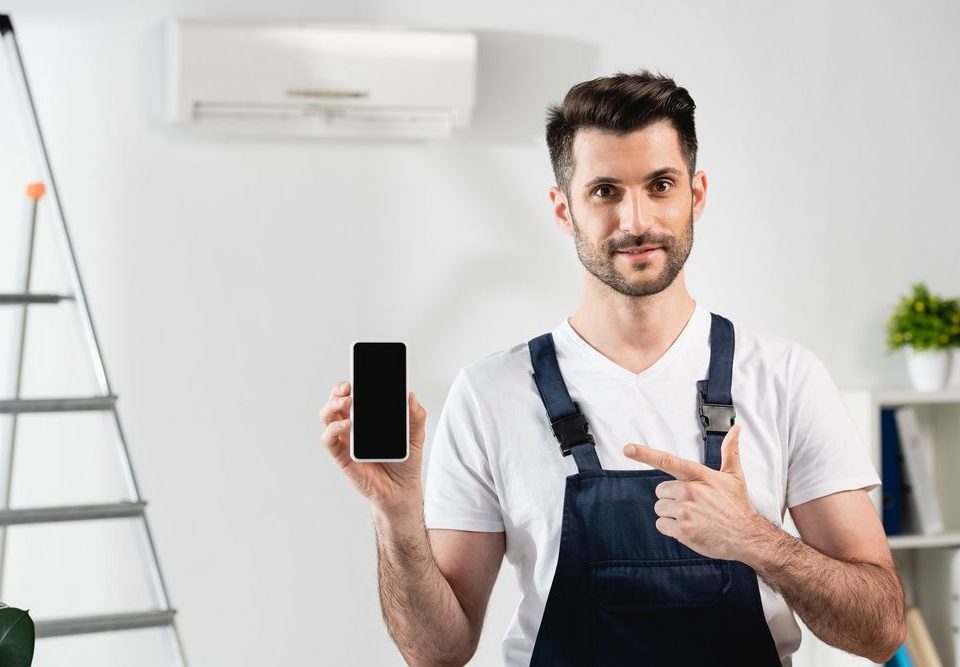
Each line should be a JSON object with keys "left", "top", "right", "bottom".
{"left": 167, "top": 20, "right": 477, "bottom": 135}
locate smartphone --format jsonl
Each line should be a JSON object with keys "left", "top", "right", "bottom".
{"left": 349, "top": 341, "right": 409, "bottom": 462}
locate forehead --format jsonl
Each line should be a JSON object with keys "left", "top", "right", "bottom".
{"left": 571, "top": 120, "right": 683, "bottom": 182}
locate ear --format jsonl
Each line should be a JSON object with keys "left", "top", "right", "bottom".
{"left": 549, "top": 185, "right": 574, "bottom": 238}
{"left": 691, "top": 170, "right": 707, "bottom": 223}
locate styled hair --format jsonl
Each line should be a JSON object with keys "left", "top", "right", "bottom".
{"left": 545, "top": 69, "right": 698, "bottom": 199}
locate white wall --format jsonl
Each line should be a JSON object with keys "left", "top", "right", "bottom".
{"left": 0, "top": 0, "right": 958, "bottom": 665}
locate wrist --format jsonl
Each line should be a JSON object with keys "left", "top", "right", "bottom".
{"left": 738, "top": 513, "right": 789, "bottom": 572}
{"left": 371, "top": 497, "right": 425, "bottom": 535}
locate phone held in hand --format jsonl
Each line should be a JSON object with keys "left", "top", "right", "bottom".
{"left": 349, "top": 341, "right": 409, "bottom": 462}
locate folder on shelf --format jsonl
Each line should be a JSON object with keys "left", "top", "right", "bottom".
{"left": 893, "top": 407, "right": 944, "bottom": 535}
{"left": 881, "top": 407, "right": 904, "bottom": 535}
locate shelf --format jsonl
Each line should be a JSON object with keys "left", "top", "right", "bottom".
{"left": 843, "top": 386, "right": 960, "bottom": 406}
{"left": 831, "top": 388, "right": 960, "bottom": 667}
{"left": 887, "top": 531, "right": 960, "bottom": 550}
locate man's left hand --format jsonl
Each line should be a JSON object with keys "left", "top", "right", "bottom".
{"left": 623, "top": 424, "right": 770, "bottom": 561}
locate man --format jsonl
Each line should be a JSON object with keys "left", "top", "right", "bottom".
{"left": 321, "top": 70, "right": 905, "bottom": 666}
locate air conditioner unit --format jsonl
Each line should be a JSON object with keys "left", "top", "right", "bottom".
{"left": 165, "top": 20, "right": 478, "bottom": 139}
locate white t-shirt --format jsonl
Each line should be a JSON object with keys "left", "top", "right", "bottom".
{"left": 423, "top": 300, "right": 881, "bottom": 666}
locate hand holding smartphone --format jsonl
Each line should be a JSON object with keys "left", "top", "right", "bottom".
{"left": 319, "top": 340, "right": 426, "bottom": 514}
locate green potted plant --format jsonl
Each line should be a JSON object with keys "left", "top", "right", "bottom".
{"left": 0, "top": 603, "right": 35, "bottom": 666}
{"left": 885, "top": 283, "right": 959, "bottom": 391}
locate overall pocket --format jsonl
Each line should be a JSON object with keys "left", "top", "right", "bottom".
{"left": 589, "top": 557, "right": 731, "bottom": 611}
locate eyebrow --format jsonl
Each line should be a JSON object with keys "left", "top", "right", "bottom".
{"left": 582, "top": 167, "right": 684, "bottom": 190}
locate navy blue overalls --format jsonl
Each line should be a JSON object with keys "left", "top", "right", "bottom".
{"left": 526, "top": 312, "right": 781, "bottom": 666}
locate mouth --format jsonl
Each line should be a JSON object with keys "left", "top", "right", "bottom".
{"left": 616, "top": 246, "right": 663, "bottom": 260}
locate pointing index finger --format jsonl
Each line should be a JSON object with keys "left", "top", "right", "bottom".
{"left": 626, "top": 443, "right": 710, "bottom": 481}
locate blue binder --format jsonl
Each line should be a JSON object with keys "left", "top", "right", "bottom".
{"left": 880, "top": 407, "right": 903, "bottom": 535}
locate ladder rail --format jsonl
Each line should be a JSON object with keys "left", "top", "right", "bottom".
{"left": 0, "top": 175, "right": 40, "bottom": 594}
{"left": 112, "top": 408, "right": 174, "bottom": 610}
{"left": 0, "top": 16, "right": 188, "bottom": 666}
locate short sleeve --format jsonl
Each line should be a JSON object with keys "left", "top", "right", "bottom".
{"left": 784, "top": 344, "right": 881, "bottom": 509}
{"left": 423, "top": 368, "right": 505, "bottom": 532}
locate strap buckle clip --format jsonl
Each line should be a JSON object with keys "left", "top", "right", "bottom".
{"left": 698, "top": 390, "right": 736, "bottom": 441}
{"left": 550, "top": 401, "right": 594, "bottom": 457}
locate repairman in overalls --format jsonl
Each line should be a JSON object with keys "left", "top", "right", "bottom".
{"left": 323, "top": 69, "right": 906, "bottom": 667}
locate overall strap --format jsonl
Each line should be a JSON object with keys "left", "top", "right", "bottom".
{"left": 528, "top": 332, "right": 602, "bottom": 472}
{"left": 697, "top": 313, "right": 737, "bottom": 470}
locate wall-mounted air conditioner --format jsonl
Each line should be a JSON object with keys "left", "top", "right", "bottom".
{"left": 165, "top": 20, "right": 478, "bottom": 139}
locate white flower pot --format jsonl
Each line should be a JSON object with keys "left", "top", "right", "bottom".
{"left": 950, "top": 348, "right": 960, "bottom": 388}
{"left": 905, "top": 347, "right": 953, "bottom": 392}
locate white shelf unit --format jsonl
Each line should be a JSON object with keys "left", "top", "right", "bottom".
{"left": 791, "top": 386, "right": 960, "bottom": 667}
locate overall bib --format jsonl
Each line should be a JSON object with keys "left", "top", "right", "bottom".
{"left": 526, "top": 312, "right": 782, "bottom": 666}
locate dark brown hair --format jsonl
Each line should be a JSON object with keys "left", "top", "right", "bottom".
{"left": 545, "top": 69, "right": 698, "bottom": 199}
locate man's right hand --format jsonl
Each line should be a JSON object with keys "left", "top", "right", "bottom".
{"left": 320, "top": 380, "right": 428, "bottom": 514}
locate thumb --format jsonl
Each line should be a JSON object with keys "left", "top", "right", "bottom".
{"left": 719, "top": 424, "right": 743, "bottom": 478}
{"left": 408, "top": 391, "right": 427, "bottom": 450}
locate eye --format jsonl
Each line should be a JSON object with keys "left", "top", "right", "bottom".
{"left": 592, "top": 184, "right": 617, "bottom": 198}
{"left": 652, "top": 179, "right": 674, "bottom": 193}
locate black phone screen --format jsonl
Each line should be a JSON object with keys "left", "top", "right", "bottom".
{"left": 351, "top": 341, "right": 407, "bottom": 460}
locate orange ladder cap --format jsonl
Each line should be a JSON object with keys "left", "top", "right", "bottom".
{"left": 26, "top": 182, "right": 45, "bottom": 200}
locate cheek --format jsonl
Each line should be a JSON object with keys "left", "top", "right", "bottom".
{"left": 591, "top": 207, "right": 622, "bottom": 229}
{"left": 658, "top": 199, "right": 690, "bottom": 222}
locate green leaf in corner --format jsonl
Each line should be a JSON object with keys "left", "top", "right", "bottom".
{"left": 0, "top": 606, "right": 35, "bottom": 667}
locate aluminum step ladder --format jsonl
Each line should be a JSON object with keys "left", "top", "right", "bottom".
{"left": 0, "top": 14, "right": 187, "bottom": 665}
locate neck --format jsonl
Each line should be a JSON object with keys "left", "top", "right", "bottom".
{"left": 567, "top": 272, "right": 697, "bottom": 375}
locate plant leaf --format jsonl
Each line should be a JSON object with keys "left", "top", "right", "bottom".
{"left": 0, "top": 606, "right": 35, "bottom": 667}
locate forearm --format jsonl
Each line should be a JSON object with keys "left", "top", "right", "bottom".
{"left": 741, "top": 517, "right": 905, "bottom": 663}
{"left": 371, "top": 500, "right": 474, "bottom": 666}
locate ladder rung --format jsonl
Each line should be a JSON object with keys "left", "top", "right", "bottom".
{"left": 34, "top": 609, "right": 177, "bottom": 638}
{"left": 0, "top": 501, "right": 146, "bottom": 525}
{"left": 0, "top": 395, "right": 117, "bottom": 414}
{"left": 0, "top": 293, "right": 73, "bottom": 304}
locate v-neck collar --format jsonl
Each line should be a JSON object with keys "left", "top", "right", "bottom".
{"left": 554, "top": 301, "right": 709, "bottom": 385}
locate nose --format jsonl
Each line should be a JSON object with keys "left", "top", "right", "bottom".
{"left": 619, "top": 191, "right": 655, "bottom": 236}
